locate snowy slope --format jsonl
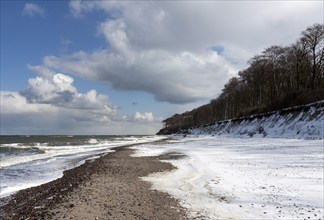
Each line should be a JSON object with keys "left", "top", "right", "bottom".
{"left": 185, "top": 101, "right": 324, "bottom": 139}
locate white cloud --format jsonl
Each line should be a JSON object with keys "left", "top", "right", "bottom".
{"left": 22, "top": 73, "right": 76, "bottom": 105}
{"left": 69, "top": 1, "right": 322, "bottom": 54}
{"left": 27, "top": 64, "right": 55, "bottom": 79}
{"left": 22, "top": 3, "right": 45, "bottom": 17}
{"left": 1, "top": 90, "right": 161, "bottom": 135}
{"left": 133, "top": 112, "right": 155, "bottom": 123}
{"left": 41, "top": 47, "right": 235, "bottom": 104}
{"left": 21, "top": 73, "right": 118, "bottom": 114}
{"left": 1, "top": 92, "right": 162, "bottom": 135}
{"left": 0, "top": 72, "right": 161, "bottom": 135}
{"left": 46, "top": 0, "right": 322, "bottom": 104}
{"left": 0, "top": 91, "right": 54, "bottom": 114}
{"left": 69, "top": 0, "right": 123, "bottom": 18}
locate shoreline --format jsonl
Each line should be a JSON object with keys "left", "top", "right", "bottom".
{"left": 0, "top": 144, "right": 188, "bottom": 220}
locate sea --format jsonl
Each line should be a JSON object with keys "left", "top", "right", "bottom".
{"left": 0, "top": 135, "right": 162, "bottom": 198}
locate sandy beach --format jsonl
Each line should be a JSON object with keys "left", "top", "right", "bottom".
{"left": 0, "top": 145, "right": 187, "bottom": 220}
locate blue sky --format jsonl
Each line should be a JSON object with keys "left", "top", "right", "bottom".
{"left": 1, "top": 0, "right": 322, "bottom": 135}
{"left": 1, "top": 1, "right": 102, "bottom": 90}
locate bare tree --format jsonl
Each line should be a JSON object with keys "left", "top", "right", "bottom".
{"left": 300, "top": 23, "right": 324, "bottom": 89}
{"left": 159, "top": 24, "right": 324, "bottom": 134}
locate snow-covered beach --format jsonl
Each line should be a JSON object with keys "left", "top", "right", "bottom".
{"left": 1, "top": 135, "right": 323, "bottom": 219}
{"left": 132, "top": 136, "right": 324, "bottom": 220}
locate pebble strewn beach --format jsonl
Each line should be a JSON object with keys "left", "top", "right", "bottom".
{"left": 0, "top": 146, "right": 187, "bottom": 220}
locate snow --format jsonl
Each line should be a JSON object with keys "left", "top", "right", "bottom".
{"left": 186, "top": 102, "right": 324, "bottom": 139}
{"left": 131, "top": 136, "right": 324, "bottom": 220}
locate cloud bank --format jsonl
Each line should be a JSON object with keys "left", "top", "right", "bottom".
{"left": 1, "top": 71, "right": 160, "bottom": 135}
{"left": 33, "top": 1, "right": 322, "bottom": 104}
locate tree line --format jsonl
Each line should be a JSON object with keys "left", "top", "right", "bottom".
{"left": 159, "top": 24, "right": 324, "bottom": 134}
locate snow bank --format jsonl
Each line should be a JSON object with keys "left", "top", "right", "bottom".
{"left": 132, "top": 136, "right": 324, "bottom": 220}
{"left": 185, "top": 101, "right": 324, "bottom": 139}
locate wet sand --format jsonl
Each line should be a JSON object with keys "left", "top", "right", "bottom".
{"left": 0, "top": 145, "right": 188, "bottom": 220}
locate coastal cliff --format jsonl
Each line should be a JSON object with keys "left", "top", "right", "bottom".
{"left": 157, "top": 101, "right": 324, "bottom": 139}
{"left": 157, "top": 23, "right": 323, "bottom": 139}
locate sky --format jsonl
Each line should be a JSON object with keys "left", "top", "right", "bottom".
{"left": 0, "top": 0, "right": 323, "bottom": 135}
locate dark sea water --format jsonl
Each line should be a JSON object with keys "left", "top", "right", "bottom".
{"left": 0, "top": 135, "right": 161, "bottom": 198}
